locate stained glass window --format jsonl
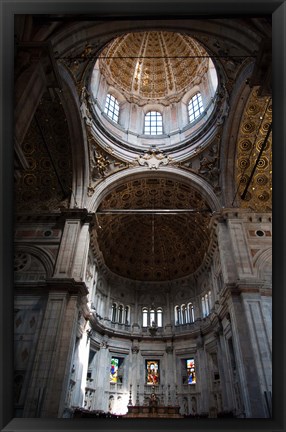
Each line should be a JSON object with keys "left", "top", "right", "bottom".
{"left": 110, "top": 357, "right": 119, "bottom": 383}
{"left": 110, "top": 357, "right": 124, "bottom": 384}
{"left": 146, "top": 360, "right": 160, "bottom": 385}
{"left": 188, "top": 93, "right": 204, "bottom": 123}
{"left": 186, "top": 358, "right": 196, "bottom": 384}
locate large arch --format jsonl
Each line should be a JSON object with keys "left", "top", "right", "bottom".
{"left": 86, "top": 165, "right": 222, "bottom": 213}
{"left": 57, "top": 63, "right": 90, "bottom": 209}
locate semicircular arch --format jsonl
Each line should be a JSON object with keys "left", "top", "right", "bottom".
{"left": 87, "top": 165, "right": 221, "bottom": 214}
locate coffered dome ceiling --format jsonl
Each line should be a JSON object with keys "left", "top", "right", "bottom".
{"left": 98, "top": 31, "right": 210, "bottom": 104}
{"left": 91, "top": 177, "right": 212, "bottom": 281}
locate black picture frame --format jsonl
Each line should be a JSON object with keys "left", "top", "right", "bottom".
{"left": 1, "top": 1, "right": 285, "bottom": 431}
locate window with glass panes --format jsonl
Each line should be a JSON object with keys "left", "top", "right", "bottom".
{"left": 188, "top": 93, "right": 203, "bottom": 123}
{"left": 142, "top": 307, "right": 163, "bottom": 327}
{"left": 104, "top": 94, "right": 119, "bottom": 123}
{"left": 144, "top": 111, "right": 163, "bottom": 135}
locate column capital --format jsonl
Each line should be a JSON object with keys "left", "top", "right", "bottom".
{"left": 46, "top": 278, "right": 89, "bottom": 296}
{"left": 59, "top": 208, "right": 93, "bottom": 223}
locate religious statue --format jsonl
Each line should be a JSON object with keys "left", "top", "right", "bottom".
{"left": 149, "top": 393, "right": 158, "bottom": 413}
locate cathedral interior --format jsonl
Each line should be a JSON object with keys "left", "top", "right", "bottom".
{"left": 11, "top": 11, "right": 274, "bottom": 422}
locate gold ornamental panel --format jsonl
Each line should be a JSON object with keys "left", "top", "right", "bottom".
{"left": 235, "top": 87, "right": 272, "bottom": 211}
{"left": 15, "top": 91, "right": 73, "bottom": 213}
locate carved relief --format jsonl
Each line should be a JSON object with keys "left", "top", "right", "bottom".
{"left": 181, "top": 138, "right": 221, "bottom": 192}
{"left": 137, "top": 149, "right": 171, "bottom": 170}
{"left": 87, "top": 133, "right": 128, "bottom": 194}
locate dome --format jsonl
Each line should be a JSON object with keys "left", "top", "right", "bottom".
{"left": 98, "top": 31, "right": 213, "bottom": 105}
{"left": 90, "top": 31, "right": 219, "bottom": 155}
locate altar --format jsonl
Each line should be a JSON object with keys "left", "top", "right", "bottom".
{"left": 125, "top": 392, "right": 183, "bottom": 418}
{"left": 125, "top": 404, "right": 183, "bottom": 418}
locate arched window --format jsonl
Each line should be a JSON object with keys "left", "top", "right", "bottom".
{"left": 150, "top": 308, "right": 155, "bottom": 325}
{"left": 111, "top": 303, "right": 117, "bottom": 322}
{"left": 104, "top": 94, "right": 119, "bottom": 123}
{"left": 118, "top": 304, "right": 123, "bottom": 323}
{"left": 177, "top": 305, "right": 182, "bottom": 325}
{"left": 188, "top": 93, "right": 203, "bottom": 123}
{"left": 175, "top": 306, "right": 180, "bottom": 325}
{"left": 175, "top": 303, "right": 195, "bottom": 325}
{"left": 124, "top": 306, "right": 129, "bottom": 324}
{"left": 181, "top": 304, "right": 187, "bottom": 324}
{"left": 202, "top": 293, "right": 211, "bottom": 317}
{"left": 205, "top": 294, "right": 209, "bottom": 316}
{"left": 142, "top": 308, "right": 148, "bottom": 327}
{"left": 208, "top": 290, "right": 212, "bottom": 312}
{"left": 187, "top": 303, "right": 195, "bottom": 323}
{"left": 142, "top": 307, "right": 163, "bottom": 327}
{"left": 157, "top": 308, "right": 163, "bottom": 327}
{"left": 202, "top": 297, "right": 206, "bottom": 317}
{"left": 144, "top": 111, "right": 163, "bottom": 135}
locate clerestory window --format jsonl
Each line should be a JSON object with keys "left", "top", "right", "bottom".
{"left": 104, "top": 94, "right": 119, "bottom": 123}
{"left": 142, "top": 307, "right": 163, "bottom": 327}
{"left": 144, "top": 111, "right": 163, "bottom": 135}
{"left": 188, "top": 93, "right": 204, "bottom": 123}
{"left": 111, "top": 302, "right": 130, "bottom": 324}
{"left": 202, "top": 291, "right": 212, "bottom": 317}
{"left": 175, "top": 303, "right": 195, "bottom": 325}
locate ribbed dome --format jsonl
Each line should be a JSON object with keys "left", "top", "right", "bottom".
{"left": 99, "top": 31, "right": 210, "bottom": 104}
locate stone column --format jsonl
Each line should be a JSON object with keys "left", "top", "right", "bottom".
{"left": 164, "top": 290, "right": 173, "bottom": 336}
{"left": 53, "top": 209, "right": 91, "bottom": 281}
{"left": 216, "top": 218, "right": 238, "bottom": 284}
{"left": 130, "top": 346, "right": 140, "bottom": 405}
{"left": 228, "top": 291, "right": 266, "bottom": 417}
{"left": 165, "top": 344, "right": 175, "bottom": 405}
{"left": 23, "top": 284, "right": 86, "bottom": 417}
{"left": 93, "top": 340, "right": 110, "bottom": 411}
{"left": 104, "top": 285, "right": 111, "bottom": 320}
{"left": 196, "top": 337, "right": 208, "bottom": 414}
{"left": 218, "top": 333, "right": 235, "bottom": 412}
{"left": 69, "top": 329, "right": 91, "bottom": 409}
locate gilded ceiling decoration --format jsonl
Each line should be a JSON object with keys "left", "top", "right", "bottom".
{"left": 15, "top": 92, "right": 73, "bottom": 213}
{"left": 99, "top": 32, "right": 209, "bottom": 103}
{"left": 235, "top": 87, "right": 272, "bottom": 211}
{"left": 92, "top": 178, "right": 212, "bottom": 281}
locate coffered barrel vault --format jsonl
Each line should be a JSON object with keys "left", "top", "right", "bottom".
{"left": 93, "top": 176, "right": 212, "bottom": 281}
